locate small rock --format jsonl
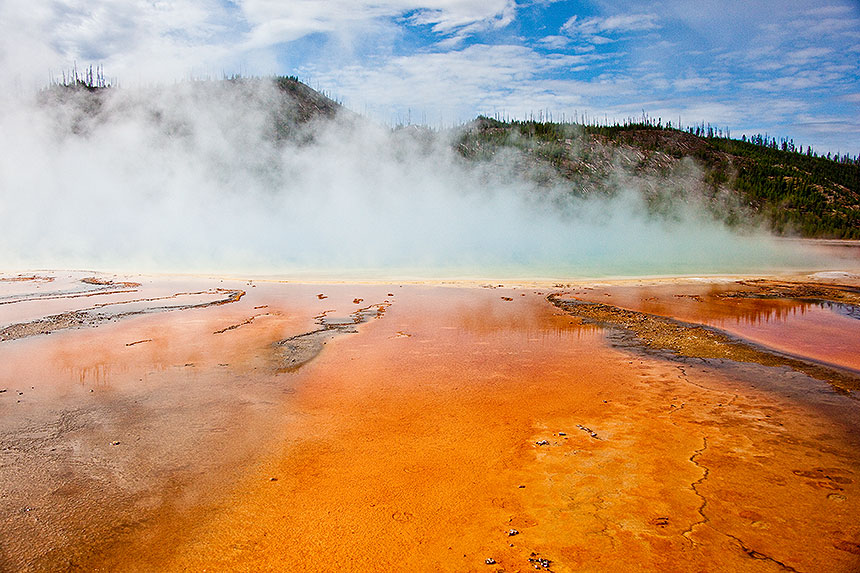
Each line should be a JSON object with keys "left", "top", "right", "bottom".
{"left": 528, "top": 556, "right": 552, "bottom": 569}
{"left": 508, "top": 529, "right": 519, "bottom": 536}
{"left": 110, "top": 441, "right": 120, "bottom": 446}
{"left": 353, "top": 298, "right": 363, "bottom": 304}
{"left": 535, "top": 440, "right": 549, "bottom": 446}
{"left": 485, "top": 558, "right": 496, "bottom": 565}
{"left": 317, "top": 294, "right": 327, "bottom": 299}
{"left": 270, "top": 477, "right": 278, "bottom": 481}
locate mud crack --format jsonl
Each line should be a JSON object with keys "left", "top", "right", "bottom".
{"left": 678, "top": 436, "right": 803, "bottom": 571}
{"left": 681, "top": 437, "right": 710, "bottom": 545}
{"left": 724, "top": 533, "right": 802, "bottom": 572}
{"left": 587, "top": 492, "right": 617, "bottom": 549}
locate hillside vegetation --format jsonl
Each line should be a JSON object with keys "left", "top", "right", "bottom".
{"left": 457, "top": 117, "right": 860, "bottom": 239}
{"left": 39, "top": 76, "right": 860, "bottom": 239}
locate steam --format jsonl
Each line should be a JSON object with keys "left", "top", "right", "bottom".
{"left": 0, "top": 80, "right": 824, "bottom": 279}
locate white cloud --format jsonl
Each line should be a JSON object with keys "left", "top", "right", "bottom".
{"left": 536, "top": 35, "right": 571, "bottom": 49}
{"left": 1, "top": 0, "right": 521, "bottom": 86}
{"left": 407, "top": 0, "right": 516, "bottom": 33}
{"left": 1, "top": 0, "right": 240, "bottom": 87}
{"left": 1, "top": 0, "right": 857, "bottom": 154}
{"left": 562, "top": 13, "right": 659, "bottom": 37}
{"left": 238, "top": 0, "right": 518, "bottom": 48}
{"left": 301, "top": 44, "right": 622, "bottom": 125}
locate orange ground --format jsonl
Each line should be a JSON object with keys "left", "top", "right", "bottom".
{"left": 1, "top": 276, "right": 859, "bottom": 572}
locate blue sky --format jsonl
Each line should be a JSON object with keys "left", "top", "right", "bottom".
{"left": 3, "top": 0, "right": 859, "bottom": 154}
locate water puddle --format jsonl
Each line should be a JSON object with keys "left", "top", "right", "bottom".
{"left": 571, "top": 283, "right": 860, "bottom": 372}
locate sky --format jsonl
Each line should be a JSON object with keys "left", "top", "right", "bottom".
{"left": 2, "top": 0, "right": 859, "bottom": 155}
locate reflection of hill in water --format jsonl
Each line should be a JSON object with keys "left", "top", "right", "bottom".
{"left": 725, "top": 300, "right": 816, "bottom": 326}
{"left": 719, "top": 300, "right": 860, "bottom": 326}
{"left": 824, "top": 301, "right": 860, "bottom": 320}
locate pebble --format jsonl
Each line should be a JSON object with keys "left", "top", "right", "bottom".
{"left": 528, "top": 555, "right": 552, "bottom": 569}
{"left": 576, "top": 424, "right": 600, "bottom": 439}
{"left": 508, "top": 529, "right": 519, "bottom": 536}
{"left": 485, "top": 558, "right": 496, "bottom": 565}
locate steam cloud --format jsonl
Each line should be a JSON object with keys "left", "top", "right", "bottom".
{"left": 0, "top": 80, "right": 823, "bottom": 279}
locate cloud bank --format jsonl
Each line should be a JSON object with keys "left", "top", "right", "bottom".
{"left": 1, "top": 1, "right": 858, "bottom": 154}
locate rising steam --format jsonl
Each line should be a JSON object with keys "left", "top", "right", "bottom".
{"left": 0, "top": 80, "right": 824, "bottom": 279}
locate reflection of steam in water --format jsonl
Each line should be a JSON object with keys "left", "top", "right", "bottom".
{"left": 714, "top": 298, "right": 860, "bottom": 328}
{"left": 725, "top": 300, "right": 815, "bottom": 326}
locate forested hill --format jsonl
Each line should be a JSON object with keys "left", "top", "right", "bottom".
{"left": 38, "top": 75, "right": 859, "bottom": 239}
{"left": 457, "top": 118, "right": 860, "bottom": 239}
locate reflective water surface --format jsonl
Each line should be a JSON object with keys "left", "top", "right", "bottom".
{"left": 570, "top": 282, "right": 860, "bottom": 371}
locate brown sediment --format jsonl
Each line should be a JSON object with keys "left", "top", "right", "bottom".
{"left": 212, "top": 312, "right": 271, "bottom": 334}
{"left": 0, "top": 276, "right": 140, "bottom": 306}
{"left": 81, "top": 276, "right": 142, "bottom": 288}
{"left": 0, "top": 288, "right": 245, "bottom": 342}
{"left": 563, "top": 279, "right": 860, "bottom": 373}
{"left": 0, "top": 275, "right": 55, "bottom": 282}
{"left": 0, "top": 311, "right": 88, "bottom": 341}
{"left": 274, "top": 302, "right": 389, "bottom": 371}
{"left": 720, "top": 279, "right": 860, "bottom": 306}
{"left": 548, "top": 293, "right": 860, "bottom": 394}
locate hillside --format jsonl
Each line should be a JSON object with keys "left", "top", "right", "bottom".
{"left": 36, "top": 77, "right": 860, "bottom": 239}
{"left": 38, "top": 75, "right": 345, "bottom": 141}
{"left": 456, "top": 118, "right": 860, "bottom": 239}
